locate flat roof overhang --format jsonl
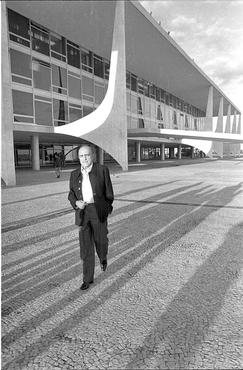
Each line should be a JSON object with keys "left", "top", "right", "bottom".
{"left": 128, "top": 129, "right": 243, "bottom": 144}
{"left": 13, "top": 124, "right": 84, "bottom": 145}
{"left": 6, "top": 0, "right": 241, "bottom": 116}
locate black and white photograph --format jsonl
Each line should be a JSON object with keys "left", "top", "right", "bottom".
{"left": 1, "top": 0, "right": 243, "bottom": 368}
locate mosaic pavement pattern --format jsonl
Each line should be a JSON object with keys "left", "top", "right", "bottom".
{"left": 2, "top": 159, "right": 243, "bottom": 369}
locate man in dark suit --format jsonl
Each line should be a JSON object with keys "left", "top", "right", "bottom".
{"left": 68, "top": 144, "right": 114, "bottom": 290}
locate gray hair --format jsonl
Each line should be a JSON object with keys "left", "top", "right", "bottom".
{"left": 78, "top": 143, "right": 96, "bottom": 160}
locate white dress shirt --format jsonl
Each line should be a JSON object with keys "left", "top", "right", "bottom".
{"left": 81, "top": 164, "right": 94, "bottom": 204}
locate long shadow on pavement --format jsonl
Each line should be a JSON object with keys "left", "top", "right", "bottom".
{"left": 1, "top": 183, "right": 204, "bottom": 305}
{"left": 1, "top": 183, "right": 241, "bottom": 369}
{"left": 125, "top": 222, "right": 243, "bottom": 369}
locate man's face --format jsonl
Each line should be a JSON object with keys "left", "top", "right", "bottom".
{"left": 79, "top": 146, "right": 93, "bottom": 168}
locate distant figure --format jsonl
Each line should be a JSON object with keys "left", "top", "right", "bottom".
{"left": 54, "top": 153, "right": 62, "bottom": 178}
{"left": 60, "top": 151, "right": 65, "bottom": 168}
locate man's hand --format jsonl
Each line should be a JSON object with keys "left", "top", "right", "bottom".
{"left": 76, "top": 200, "right": 87, "bottom": 210}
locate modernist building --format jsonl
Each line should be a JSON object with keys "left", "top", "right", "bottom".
{"left": 2, "top": 0, "right": 242, "bottom": 185}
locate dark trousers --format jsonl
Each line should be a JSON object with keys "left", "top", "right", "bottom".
{"left": 79, "top": 204, "right": 108, "bottom": 283}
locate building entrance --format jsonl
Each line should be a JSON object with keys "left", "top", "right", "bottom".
{"left": 14, "top": 143, "right": 79, "bottom": 168}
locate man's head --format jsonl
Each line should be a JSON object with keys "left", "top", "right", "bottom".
{"left": 78, "top": 144, "right": 95, "bottom": 169}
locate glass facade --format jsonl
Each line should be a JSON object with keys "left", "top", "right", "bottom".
{"left": 33, "top": 59, "right": 51, "bottom": 91}
{"left": 35, "top": 100, "right": 52, "bottom": 126}
{"left": 10, "top": 49, "right": 32, "bottom": 79}
{"left": 8, "top": 8, "right": 205, "bottom": 133}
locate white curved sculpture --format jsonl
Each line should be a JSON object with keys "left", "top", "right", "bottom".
{"left": 54, "top": 50, "right": 118, "bottom": 137}
{"left": 54, "top": 1, "right": 128, "bottom": 170}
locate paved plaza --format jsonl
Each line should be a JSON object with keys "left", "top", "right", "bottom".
{"left": 1, "top": 158, "right": 243, "bottom": 369}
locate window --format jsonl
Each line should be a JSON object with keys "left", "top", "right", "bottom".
{"left": 157, "top": 105, "right": 163, "bottom": 121}
{"left": 31, "top": 24, "right": 50, "bottom": 56}
{"left": 137, "top": 97, "right": 143, "bottom": 115}
{"left": 12, "top": 76, "right": 32, "bottom": 86}
{"left": 10, "top": 49, "right": 32, "bottom": 84}
{"left": 131, "top": 74, "right": 137, "bottom": 92}
{"left": 126, "top": 92, "right": 131, "bottom": 112}
{"left": 14, "top": 115, "right": 34, "bottom": 123}
{"left": 185, "top": 115, "right": 189, "bottom": 129}
{"left": 52, "top": 64, "right": 67, "bottom": 94}
{"left": 131, "top": 95, "right": 137, "bottom": 114}
{"left": 68, "top": 75, "right": 81, "bottom": 99}
{"left": 94, "top": 55, "right": 104, "bottom": 78}
{"left": 160, "top": 89, "right": 165, "bottom": 102}
{"left": 194, "top": 118, "right": 198, "bottom": 130}
{"left": 137, "top": 78, "right": 144, "bottom": 94}
{"left": 33, "top": 58, "right": 51, "bottom": 91}
{"left": 67, "top": 42, "right": 80, "bottom": 69}
{"left": 82, "top": 75, "right": 94, "bottom": 99}
{"left": 94, "top": 83, "right": 105, "bottom": 104}
{"left": 126, "top": 72, "right": 131, "bottom": 89}
{"left": 8, "top": 9, "right": 30, "bottom": 46}
{"left": 138, "top": 118, "right": 145, "bottom": 128}
{"left": 150, "top": 84, "right": 156, "bottom": 99}
{"left": 131, "top": 117, "right": 138, "bottom": 128}
{"left": 144, "top": 82, "right": 150, "bottom": 97}
{"left": 69, "top": 105, "right": 82, "bottom": 122}
{"left": 169, "top": 94, "right": 173, "bottom": 107}
{"left": 173, "top": 111, "right": 178, "bottom": 127}
{"left": 156, "top": 87, "right": 160, "bottom": 102}
{"left": 165, "top": 93, "right": 169, "bottom": 105}
{"left": 83, "top": 105, "right": 93, "bottom": 117}
{"left": 12, "top": 90, "right": 33, "bottom": 116}
{"left": 53, "top": 98, "right": 68, "bottom": 125}
{"left": 172, "top": 95, "right": 176, "bottom": 108}
{"left": 81, "top": 48, "right": 93, "bottom": 73}
{"left": 150, "top": 100, "right": 156, "bottom": 120}
{"left": 35, "top": 100, "right": 53, "bottom": 126}
{"left": 104, "top": 61, "right": 110, "bottom": 80}
{"left": 50, "top": 32, "right": 66, "bottom": 61}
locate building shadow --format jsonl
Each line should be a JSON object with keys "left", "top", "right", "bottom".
{"left": 125, "top": 222, "right": 243, "bottom": 369}
{"left": 1, "top": 183, "right": 241, "bottom": 369}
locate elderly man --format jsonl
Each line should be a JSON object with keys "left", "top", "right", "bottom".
{"left": 68, "top": 144, "right": 114, "bottom": 290}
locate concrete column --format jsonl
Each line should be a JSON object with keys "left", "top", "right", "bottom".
{"left": 169, "top": 147, "right": 174, "bottom": 159}
{"left": 237, "top": 114, "right": 241, "bottom": 135}
{"left": 225, "top": 104, "right": 231, "bottom": 133}
{"left": 230, "top": 110, "right": 238, "bottom": 157}
{"left": 178, "top": 144, "right": 182, "bottom": 160}
{"left": 31, "top": 134, "right": 40, "bottom": 170}
{"left": 204, "top": 86, "right": 213, "bottom": 131}
{"left": 136, "top": 142, "right": 141, "bottom": 163}
{"left": 98, "top": 147, "right": 104, "bottom": 165}
{"left": 223, "top": 104, "right": 232, "bottom": 157}
{"left": 1, "top": 1, "right": 16, "bottom": 186}
{"left": 191, "top": 147, "right": 195, "bottom": 158}
{"left": 215, "top": 97, "right": 223, "bottom": 132}
{"left": 231, "top": 110, "right": 237, "bottom": 133}
{"left": 212, "top": 96, "right": 224, "bottom": 157}
{"left": 160, "top": 143, "right": 165, "bottom": 161}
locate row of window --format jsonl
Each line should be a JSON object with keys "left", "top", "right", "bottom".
{"left": 12, "top": 88, "right": 201, "bottom": 131}
{"left": 12, "top": 90, "right": 93, "bottom": 126}
{"left": 8, "top": 9, "right": 109, "bottom": 77}
{"left": 8, "top": 8, "right": 205, "bottom": 120}
{"left": 10, "top": 48, "right": 107, "bottom": 104}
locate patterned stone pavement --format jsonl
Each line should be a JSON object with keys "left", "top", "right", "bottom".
{"left": 1, "top": 158, "right": 243, "bottom": 369}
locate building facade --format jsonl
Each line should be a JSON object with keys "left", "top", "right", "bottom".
{"left": 1, "top": 0, "right": 242, "bottom": 185}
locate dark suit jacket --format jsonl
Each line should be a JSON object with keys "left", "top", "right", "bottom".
{"left": 68, "top": 163, "right": 114, "bottom": 225}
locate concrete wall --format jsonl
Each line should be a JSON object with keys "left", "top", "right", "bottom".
{"left": 1, "top": 1, "right": 16, "bottom": 186}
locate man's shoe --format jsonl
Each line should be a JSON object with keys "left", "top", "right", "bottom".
{"left": 80, "top": 282, "right": 90, "bottom": 290}
{"left": 101, "top": 260, "right": 107, "bottom": 272}
{"left": 80, "top": 280, "right": 93, "bottom": 290}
